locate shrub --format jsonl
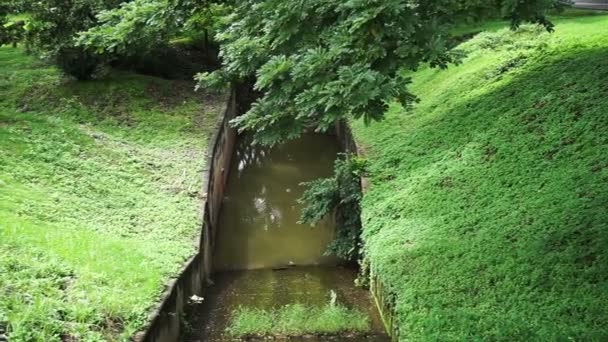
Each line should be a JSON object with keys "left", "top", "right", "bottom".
{"left": 299, "top": 154, "right": 367, "bottom": 261}
{"left": 55, "top": 47, "right": 101, "bottom": 81}
{"left": 22, "top": 0, "right": 122, "bottom": 79}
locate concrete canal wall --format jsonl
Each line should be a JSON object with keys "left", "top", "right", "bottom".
{"left": 137, "top": 88, "right": 238, "bottom": 342}
{"left": 335, "top": 121, "right": 400, "bottom": 341}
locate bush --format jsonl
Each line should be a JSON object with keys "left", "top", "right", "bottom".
{"left": 458, "top": 24, "right": 549, "bottom": 53}
{"left": 0, "top": 2, "right": 23, "bottom": 47}
{"left": 111, "top": 43, "right": 219, "bottom": 80}
{"left": 22, "top": 0, "right": 122, "bottom": 79}
{"left": 55, "top": 47, "right": 101, "bottom": 81}
{"left": 299, "top": 154, "right": 367, "bottom": 261}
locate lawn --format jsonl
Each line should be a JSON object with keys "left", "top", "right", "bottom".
{"left": 0, "top": 47, "right": 223, "bottom": 340}
{"left": 352, "top": 12, "right": 608, "bottom": 341}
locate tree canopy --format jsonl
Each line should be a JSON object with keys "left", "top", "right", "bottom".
{"left": 76, "top": 0, "right": 229, "bottom": 56}
{"left": 0, "top": 1, "right": 24, "bottom": 46}
{"left": 2, "top": 0, "right": 124, "bottom": 79}
{"left": 76, "top": 0, "right": 186, "bottom": 56}
{"left": 198, "top": 0, "right": 570, "bottom": 144}
{"left": 6, "top": 0, "right": 570, "bottom": 138}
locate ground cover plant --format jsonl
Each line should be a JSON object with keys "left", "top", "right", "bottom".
{"left": 0, "top": 46, "right": 223, "bottom": 340}
{"left": 227, "top": 303, "right": 370, "bottom": 338}
{"left": 352, "top": 12, "right": 608, "bottom": 341}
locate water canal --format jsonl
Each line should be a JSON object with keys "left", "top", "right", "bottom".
{"left": 184, "top": 134, "right": 388, "bottom": 341}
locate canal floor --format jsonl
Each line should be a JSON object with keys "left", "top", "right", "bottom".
{"left": 184, "top": 267, "right": 388, "bottom": 341}
{"left": 184, "top": 134, "right": 389, "bottom": 341}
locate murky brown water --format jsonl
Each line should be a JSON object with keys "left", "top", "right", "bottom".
{"left": 214, "top": 134, "right": 340, "bottom": 270}
{"left": 184, "top": 134, "right": 388, "bottom": 341}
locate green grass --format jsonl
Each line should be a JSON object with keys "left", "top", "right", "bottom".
{"left": 352, "top": 13, "right": 608, "bottom": 341}
{"left": 0, "top": 46, "right": 223, "bottom": 341}
{"left": 227, "top": 303, "right": 370, "bottom": 338}
{"left": 451, "top": 8, "right": 608, "bottom": 36}
{"left": 6, "top": 13, "right": 30, "bottom": 23}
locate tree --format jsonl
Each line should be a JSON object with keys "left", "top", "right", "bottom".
{"left": 76, "top": 0, "right": 184, "bottom": 57}
{"left": 0, "top": 3, "right": 12, "bottom": 46}
{"left": 75, "top": 0, "right": 569, "bottom": 141}
{"left": 22, "top": 0, "right": 122, "bottom": 79}
{"left": 0, "top": 1, "right": 23, "bottom": 47}
{"left": 198, "top": 0, "right": 570, "bottom": 145}
{"left": 77, "top": 0, "right": 230, "bottom": 56}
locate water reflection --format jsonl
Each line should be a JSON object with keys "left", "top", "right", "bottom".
{"left": 214, "top": 134, "right": 341, "bottom": 270}
{"left": 185, "top": 134, "right": 389, "bottom": 342}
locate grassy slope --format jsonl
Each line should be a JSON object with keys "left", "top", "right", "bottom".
{"left": 0, "top": 47, "right": 223, "bottom": 341}
{"left": 353, "top": 14, "right": 608, "bottom": 341}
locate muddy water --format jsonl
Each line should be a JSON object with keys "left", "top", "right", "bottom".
{"left": 185, "top": 134, "right": 388, "bottom": 341}
{"left": 214, "top": 134, "right": 340, "bottom": 270}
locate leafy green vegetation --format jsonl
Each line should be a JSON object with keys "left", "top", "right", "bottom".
{"left": 74, "top": 0, "right": 570, "bottom": 145}
{"left": 299, "top": 154, "right": 367, "bottom": 260}
{"left": 1, "top": 1, "right": 225, "bottom": 80}
{"left": 352, "top": 13, "right": 608, "bottom": 341}
{"left": 0, "top": 46, "right": 223, "bottom": 340}
{"left": 15, "top": 0, "right": 124, "bottom": 79}
{"left": 5, "top": 0, "right": 569, "bottom": 142}
{"left": 199, "top": 0, "right": 569, "bottom": 145}
{"left": 227, "top": 303, "right": 370, "bottom": 338}
{"left": 2, "top": 1, "right": 607, "bottom": 340}
{"left": 77, "top": 1, "right": 228, "bottom": 57}
{"left": 0, "top": 3, "right": 22, "bottom": 46}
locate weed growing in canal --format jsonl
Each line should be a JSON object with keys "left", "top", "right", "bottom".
{"left": 299, "top": 154, "right": 367, "bottom": 261}
{"left": 226, "top": 302, "right": 370, "bottom": 338}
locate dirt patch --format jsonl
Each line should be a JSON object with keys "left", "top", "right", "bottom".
{"left": 145, "top": 80, "right": 195, "bottom": 108}
{"left": 145, "top": 80, "right": 224, "bottom": 111}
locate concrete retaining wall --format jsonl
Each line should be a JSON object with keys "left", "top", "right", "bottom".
{"left": 137, "top": 88, "right": 238, "bottom": 342}
{"left": 335, "top": 121, "right": 400, "bottom": 341}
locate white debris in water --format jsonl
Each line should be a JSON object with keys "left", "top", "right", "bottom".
{"left": 330, "top": 290, "right": 338, "bottom": 307}
{"left": 189, "top": 295, "right": 204, "bottom": 304}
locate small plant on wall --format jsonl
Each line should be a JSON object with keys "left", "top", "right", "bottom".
{"left": 299, "top": 153, "right": 367, "bottom": 261}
